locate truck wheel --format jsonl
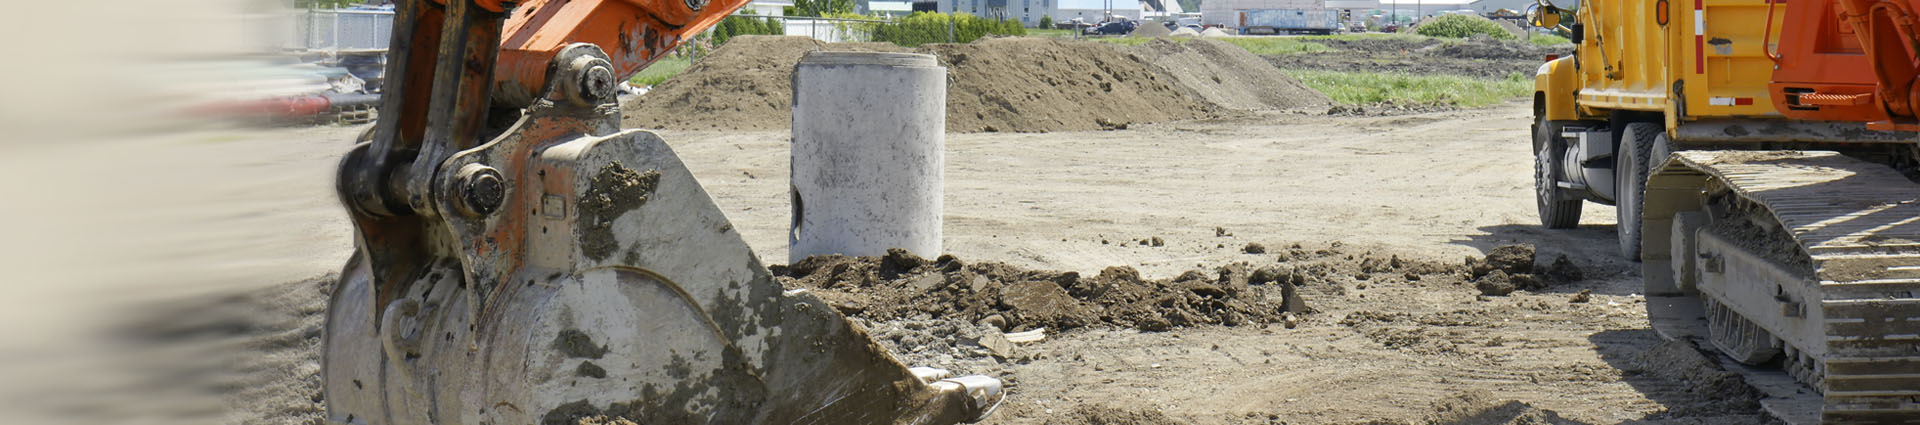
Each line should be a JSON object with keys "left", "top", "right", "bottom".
{"left": 1535, "top": 118, "right": 1582, "bottom": 229}
{"left": 1616, "top": 122, "right": 1662, "bottom": 260}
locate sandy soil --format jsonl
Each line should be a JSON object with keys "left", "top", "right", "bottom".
{"left": 10, "top": 100, "right": 1792, "bottom": 425}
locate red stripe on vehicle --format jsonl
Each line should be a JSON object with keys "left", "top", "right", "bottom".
{"left": 1695, "top": 35, "right": 1706, "bottom": 74}
{"left": 1735, "top": 97, "right": 1754, "bottom": 105}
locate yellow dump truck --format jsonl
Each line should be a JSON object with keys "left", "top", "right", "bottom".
{"left": 1528, "top": 0, "right": 1920, "bottom": 421}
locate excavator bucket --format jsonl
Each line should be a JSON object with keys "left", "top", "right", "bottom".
{"left": 323, "top": 127, "right": 1000, "bottom": 425}
{"left": 320, "top": 7, "right": 1002, "bottom": 420}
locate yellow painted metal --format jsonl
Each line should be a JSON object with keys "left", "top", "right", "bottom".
{"left": 1536, "top": 58, "right": 1580, "bottom": 121}
{"left": 1536, "top": 0, "right": 1784, "bottom": 122}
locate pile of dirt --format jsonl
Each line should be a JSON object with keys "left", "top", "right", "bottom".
{"left": 623, "top": 36, "right": 1219, "bottom": 133}
{"left": 1263, "top": 35, "right": 1572, "bottom": 79}
{"left": 925, "top": 37, "right": 1218, "bottom": 132}
{"left": 1200, "top": 27, "right": 1234, "bottom": 37}
{"left": 774, "top": 249, "right": 1307, "bottom": 332}
{"left": 1465, "top": 244, "right": 1584, "bottom": 296}
{"left": 1170, "top": 27, "right": 1202, "bottom": 37}
{"left": 622, "top": 36, "right": 829, "bottom": 131}
{"left": 1129, "top": 22, "right": 1173, "bottom": 37}
{"left": 1126, "top": 38, "right": 1332, "bottom": 111}
{"left": 775, "top": 242, "right": 1574, "bottom": 333}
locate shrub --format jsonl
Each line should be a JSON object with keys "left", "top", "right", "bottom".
{"left": 712, "top": 12, "right": 784, "bottom": 46}
{"left": 1414, "top": 14, "right": 1515, "bottom": 40}
{"left": 1527, "top": 34, "right": 1571, "bottom": 46}
{"left": 1039, "top": 15, "right": 1053, "bottom": 30}
{"left": 871, "top": 12, "right": 1026, "bottom": 47}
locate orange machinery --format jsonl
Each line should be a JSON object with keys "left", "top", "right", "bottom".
{"left": 1772, "top": 0, "right": 1920, "bottom": 131}
{"left": 324, "top": 1, "right": 1006, "bottom": 425}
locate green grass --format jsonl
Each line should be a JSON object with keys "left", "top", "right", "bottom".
{"left": 629, "top": 56, "right": 692, "bottom": 87}
{"left": 1296, "top": 33, "right": 1431, "bottom": 43}
{"left": 1283, "top": 69, "right": 1532, "bottom": 108}
{"left": 1526, "top": 34, "right": 1572, "bottom": 46}
{"left": 1028, "top": 28, "right": 1076, "bottom": 38}
{"left": 1213, "top": 37, "right": 1332, "bottom": 55}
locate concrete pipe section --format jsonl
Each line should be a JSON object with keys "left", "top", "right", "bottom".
{"left": 789, "top": 51, "right": 947, "bottom": 263}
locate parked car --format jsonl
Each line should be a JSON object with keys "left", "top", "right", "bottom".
{"left": 1084, "top": 20, "right": 1137, "bottom": 35}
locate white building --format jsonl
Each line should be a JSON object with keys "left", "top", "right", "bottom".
{"left": 940, "top": 0, "right": 1153, "bottom": 26}
{"left": 746, "top": 0, "right": 793, "bottom": 16}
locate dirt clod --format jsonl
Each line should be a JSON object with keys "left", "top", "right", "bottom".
{"left": 1473, "top": 244, "right": 1535, "bottom": 277}
{"left": 1475, "top": 271, "right": 1517, "bottom": 296}
{"left": 1568, "top": 289, "right": 1592, "bottom": 304}
{"left": 1544, "top": 254, "right": 1583, "bottom": 283}
{"left": 1244, "top": 242, "right": 1267, "bottom": 254}
{"left": 551, "top": 329, "right": 608, "bottom": 359}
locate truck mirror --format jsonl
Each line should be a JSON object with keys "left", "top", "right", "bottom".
{"left": 1527, "top": 3, "right": 1562, "bottom": 28}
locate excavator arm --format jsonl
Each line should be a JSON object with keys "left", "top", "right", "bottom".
{"left": 325, "top": 1, "right": 1004, "bottom": 425}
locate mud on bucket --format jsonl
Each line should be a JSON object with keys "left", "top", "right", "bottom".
{"left": 789, "top": 51, "right": 947, "bottom": 263}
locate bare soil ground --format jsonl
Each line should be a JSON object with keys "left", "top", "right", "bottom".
{"left": 11, "top": 101, "right": 1786, "bottom": 425}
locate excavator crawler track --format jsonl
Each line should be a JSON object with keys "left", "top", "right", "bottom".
{"left": 1642, "top": 150, "right": 1920, "bottom": 425}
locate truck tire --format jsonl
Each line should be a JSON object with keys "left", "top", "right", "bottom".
{"left": 1616, "top": 122, "right": 1661, "bottom": 260}
{"left": 1535, "top": 118, "right": 1582, "bottom": 229}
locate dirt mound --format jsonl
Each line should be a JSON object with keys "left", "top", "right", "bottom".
{"left": 1200, "top": 27, "right": 1233, "bottom": 37}
{"left": 926, "top": 37, "right": 1218, "bottom": 132}
{"left": 1170, "top": 27, "right": 1201, "bottom": 37}
{"left": 622, "top": 36, "right": 829, "bottom": 131}
{"left": 774, "top": 242, "right": 1560, "bottom": 333}
{"left": 1127, "top": 38, "right": 1331, "bottom": 111}
{"left": 1129, "top": 23, "right": 1173, "bottom": 37}
{"left": 774, "top": 249, "right": 1307, "bottom": 332}
{"left": 624, "top": 36, "right": 1218, "bottom": 133}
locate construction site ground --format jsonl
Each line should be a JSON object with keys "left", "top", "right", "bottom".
{"left": 1, "top": 28, "right": 1807, "bottom": 425}
{"left": 4, "top": 97, "right": 1793, "bottom": 425}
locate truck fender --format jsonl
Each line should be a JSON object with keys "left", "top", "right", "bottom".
{"left": 1535, "top": 57, "right": 1578, "bottom": 122}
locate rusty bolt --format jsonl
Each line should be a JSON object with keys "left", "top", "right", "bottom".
{"left": 461, "top": 166, "right": 505, "bottom": 216}
{"left": 581, "top": 65, "right": 615, "bottom": 103}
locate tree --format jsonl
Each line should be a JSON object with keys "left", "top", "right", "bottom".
{"left": 1038, "top": 15, "right": 1053, "bottom": 29}
{"left": 793, "top": 0, "right": 855, "bottom": 16}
